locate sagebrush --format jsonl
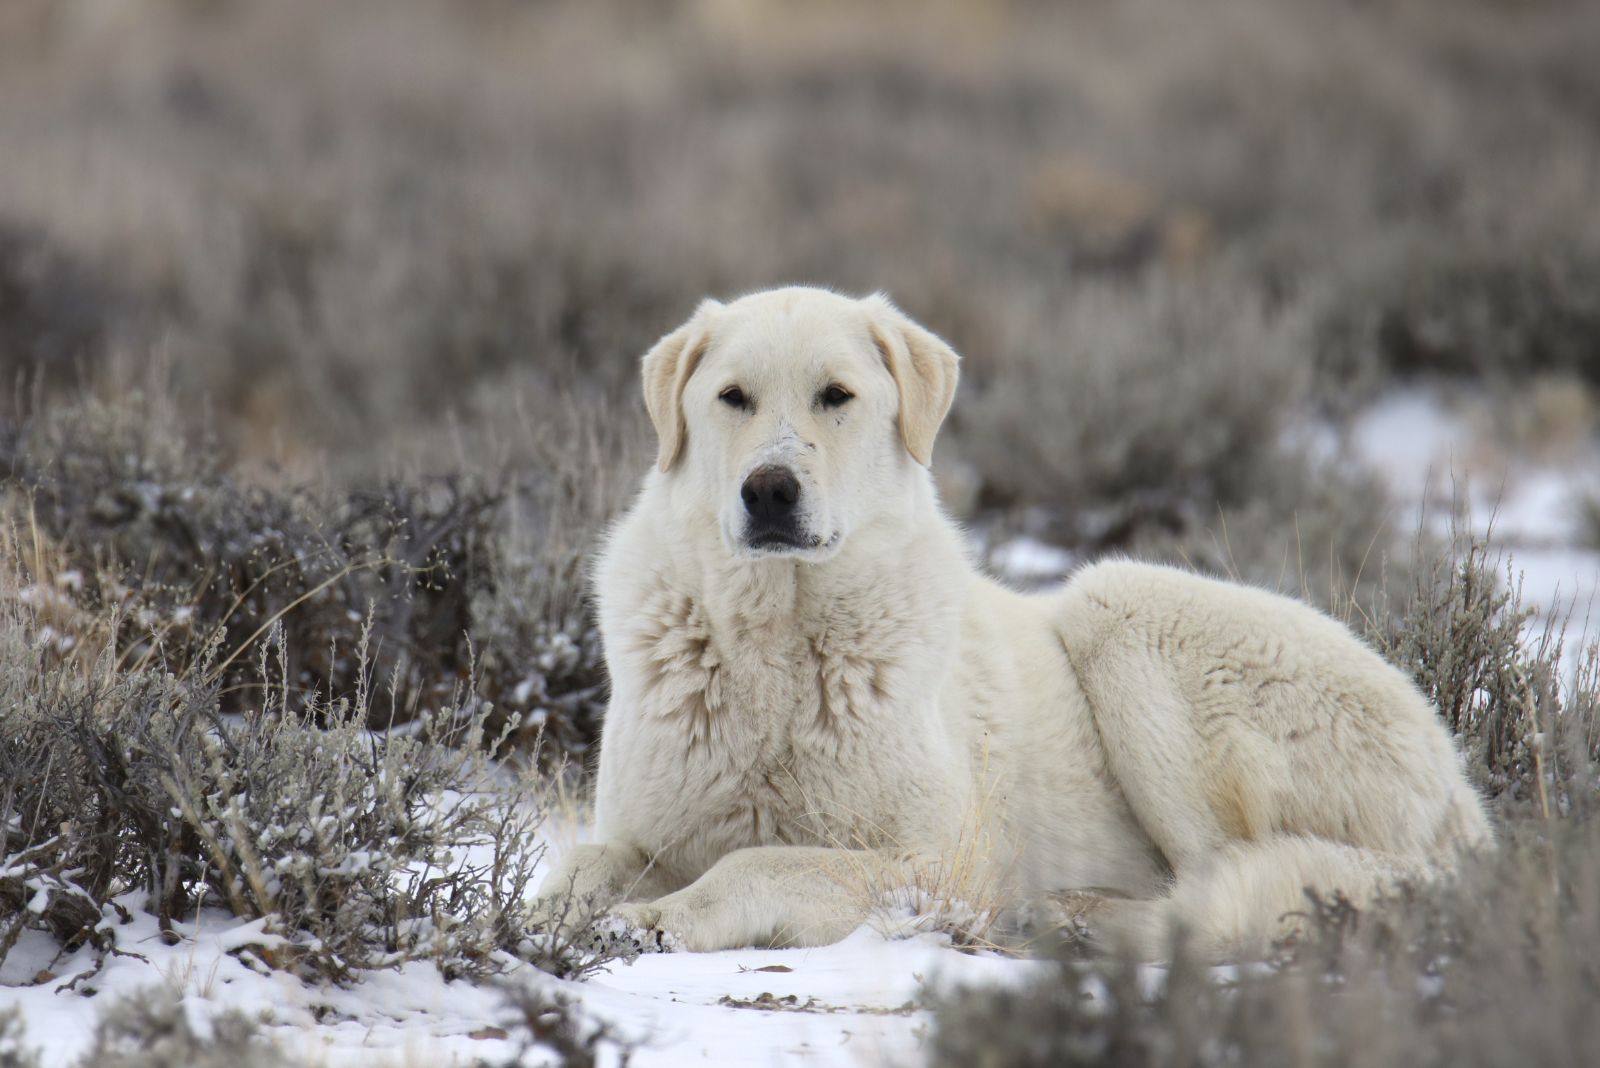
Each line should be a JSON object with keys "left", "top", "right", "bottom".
{"left": 0, "top": 565, "right": 615, "bottom": 986}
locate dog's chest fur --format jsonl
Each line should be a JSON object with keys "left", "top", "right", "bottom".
{"left": 601, "top": 550, "right": 965, "bottom": 880}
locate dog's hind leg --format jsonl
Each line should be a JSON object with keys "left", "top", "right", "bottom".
{"left": 1050, "top": 563, "right": 1490, "bottom": 960}
{"left": 1089, "top": 834, "right": 1424, "bottom": 960}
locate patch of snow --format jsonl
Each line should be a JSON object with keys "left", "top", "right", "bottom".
{"left": 1499, "top": 547, "right": 1600, "bottom": 634}
{"left": 990, "top": 537, "right": 1078, "bottom": 584}
{"left": 1348, "top": 388, "right": 1478, "bottom": 517}
{"left": 1349, "top": 386, "right": 1600, "bottom": 625}
{"left": 0, "top": 887, "right": 1051, "bottom": 1068}
{"left": 1489, "top": 469, "right": 1595, "bottom": 548}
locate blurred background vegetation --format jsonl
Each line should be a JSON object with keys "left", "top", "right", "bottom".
{"left": 1, "top": 5, "right": 1599, "bottom": 1063}
{"left": 0, "top": 0, "right": 1597, "bottom": 753}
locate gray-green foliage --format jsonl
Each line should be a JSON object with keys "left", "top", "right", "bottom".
{"left": 71, "top": 989, "right": 290, "bottom": 1068}
{"left": 953, "top": 281, "right": 1394, "bottom": 608}
{"left": 1317, "top": 252, "right": 1600, "bottom": 398}
{"left": 2, "top": 394, "right": 610, "bottom": 763}
{"left": 488, "top": 982, "right": 636, "bottom": 1068}
{"left": 953, "top": 283, "right": 1308, "bottom": 520}
{"left": 2, "top": 0, "right": 1597, "bottom": 563}
{"left": 0, "top": 1008, "right": 40, "bottom": 1068}
{"left": 2, "top": 982, "right": 635, "bottom": 1068}
{"left": 0, "top": 607, "right": 609, "bottom": 986}
{"left": 1371, "top": 532, "right": 1599, "bottom": 812}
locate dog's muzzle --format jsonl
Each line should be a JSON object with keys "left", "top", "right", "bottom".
{"left": 740, "top": 465, "right": 813, "bottom": 550}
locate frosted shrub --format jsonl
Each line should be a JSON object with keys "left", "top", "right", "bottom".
{"left": 0, "top": 615, "right": 613, "bottom": 985}
{"left": 1371, "top": 531, "right": 1600, "bottom": 813}
{"left": 73, "top": 989, "right": 289, "bottom": 1068}
{"left": 3, "top": 398, "right": 609, "bottom": 766}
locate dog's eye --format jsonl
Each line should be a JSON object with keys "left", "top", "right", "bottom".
{"left": 719, "top": 386, "right": 747, "bottom": 409}
{"left": 820, "top": 384, "right": 853, "bottom": 408}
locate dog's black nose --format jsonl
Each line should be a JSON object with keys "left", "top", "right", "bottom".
{"left": 741, "top": 466, "right": 801, "bottom": 524}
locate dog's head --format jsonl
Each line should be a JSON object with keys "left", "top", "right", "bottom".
{"left": 640, "top": 287, "right": 959, "bottom": 562}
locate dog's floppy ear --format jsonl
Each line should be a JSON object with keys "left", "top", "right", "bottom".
{"left": 642, "top": 299, "right": 721, "bottom": 472}
{"left": 864, "top": 293, "right": 961, "bottom": 466}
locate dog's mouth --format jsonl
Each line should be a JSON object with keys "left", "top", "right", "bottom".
{"left": 742, "top": 528, "right": 841, "bottom": 557}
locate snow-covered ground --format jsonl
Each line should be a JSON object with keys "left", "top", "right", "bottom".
{"left": 5, "top": 385, "right": 1598, "bottom": 1067}
{"left": 1, "top": 828, "right": 1049, "bottom": 1068}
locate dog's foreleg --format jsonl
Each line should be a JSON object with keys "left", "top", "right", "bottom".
{"left": 531, "top": 840, "right": 681, "bottom": 930}
{"left": 610, "top": 845, "right": 898, "bottom": 951}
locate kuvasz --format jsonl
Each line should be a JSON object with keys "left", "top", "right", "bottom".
{"left": 535, "top": 285, "right": 1490, "bottom": 958}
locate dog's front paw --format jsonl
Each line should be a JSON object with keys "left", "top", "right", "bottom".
{"left": 588, "top": 905, "right": 682, "bottom": 960}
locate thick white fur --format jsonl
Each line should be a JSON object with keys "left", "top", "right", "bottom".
{"left": 535, "top": 286, "right": 1491, "bottom": 959}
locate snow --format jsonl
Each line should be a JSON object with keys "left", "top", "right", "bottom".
{"left": 0, "top": 814, "right": 1048, "bottom": 1065}
{"left": 1346, "top": 388, "right": 1477, "bottom": 511}
{"left": 0, "top": 885, "right": 1047, "bottom": 1067}
{"left": 1508, "top": 548, "right": 1600, "bottom": 623}
{"left": 988, "top": 537, "right": 1078, "bottom": 584}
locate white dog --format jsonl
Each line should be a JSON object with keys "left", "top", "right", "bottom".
{"left": 535, "top": 285, "right": 1490, "bottom": 958}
